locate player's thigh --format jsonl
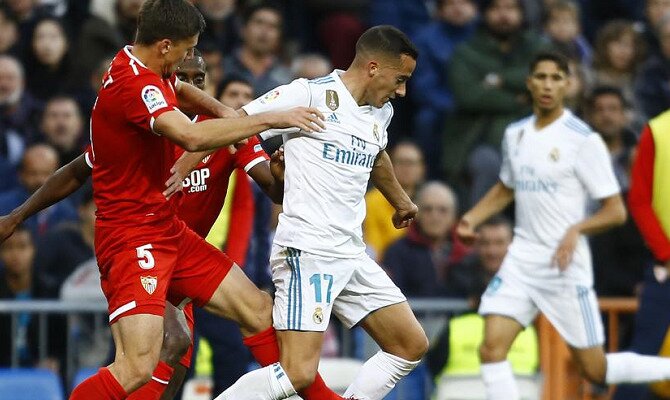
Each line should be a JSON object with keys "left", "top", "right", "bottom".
{"left": 480, "top": 315, "right": 526, "bottom": 362}
{"left": 568, "top": 345, "right": 607, "bottom": 383}
{"left": 358, "top": 301, "right": 428, "bottom": 361}
{"left": 331, "top": 253, "right": 406, "bottom": 331}
{"left": 271, "top": 246, "right": 353, "bottom": 332}
{"left": 276, "top": 330, "right": 325, "bottom": 386}
{"left": 202, "top": 264, "right": 272, "bottom": 335}
{"left": 534, "top": 282, "right": 604, "bottom": 349}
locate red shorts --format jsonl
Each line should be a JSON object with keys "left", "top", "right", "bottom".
{"left": 180, "top": 303, "right": 195, "bottom": 368}
{"left": 96, "top": 217, "right": 232, "bottom": 324}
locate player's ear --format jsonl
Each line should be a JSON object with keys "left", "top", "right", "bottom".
{"left": 368, "top": 60, "right": 379, "bottom": 77}
{"left": 159, "top": 39, "right": 172, "bottom": 55}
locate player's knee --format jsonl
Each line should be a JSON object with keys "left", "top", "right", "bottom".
{"left": 579, "top": 361, "right": 606, "bottom": 384}
{"left": 402, "top": 330, "right": 429, "bottom": 361}
{"left": 480, "top": 341, "right": 508, "bottom": 363}
{"left": 160, "top": 328, "right": 191, "bottom": 366}
{"left": 284, "top": 363, "right": 318, "bottom": 392}
{"left": 123, "top": 357, "right": 158, "bottom": 389}
{"left": 246, "top": 290, "right": 273, "bottom": 333}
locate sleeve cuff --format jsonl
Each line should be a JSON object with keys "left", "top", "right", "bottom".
{"left": 243, "top": 156, "right": 267, "bottom": 172}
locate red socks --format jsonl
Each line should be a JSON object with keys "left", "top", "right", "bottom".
{"left": 69, "top": 367, "right": 126, "bottom": 400}
{"left": 126, "top": 361, "right": 175, "bottom": 399}
{"left": 243, "top": 327, "right": 344, "bottom": 400}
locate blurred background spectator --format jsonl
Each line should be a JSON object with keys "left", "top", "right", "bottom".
{"left": 635, "top": 12, "right": 670, "bottom": 120}
{"left": 23, "top": 17, "right": 72, "bottom": 101}
{"left": 39, "top": 96, "right": 85, "bottom": 166}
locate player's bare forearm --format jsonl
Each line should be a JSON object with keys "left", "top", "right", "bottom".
{"left": 248, "top": 161, "right": 284, "bottom": 204}
{"left": 176, "top": 81, "right": 237, "bottom": 118}
{"left": 462, "top": 181, "right": 514, "bottom": 228}
{"left": 155, "top": 108, "right": 324, "bottom": 152}
{"left": 572, "top": 194, "right": 627, "bottom": 236}
{"left": 5, "top": 154, "right": 90, "bottom": 226}
{"left": 371, "top": 151, "right": 412, "bottom": 210}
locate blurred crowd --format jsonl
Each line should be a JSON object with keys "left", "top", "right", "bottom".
{"left": 0, "top": 0, "right": 666, "bottom": 393}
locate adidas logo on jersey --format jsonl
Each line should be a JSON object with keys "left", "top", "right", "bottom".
{"left": 326, "top": 113, "right": 340, "bottom": 124}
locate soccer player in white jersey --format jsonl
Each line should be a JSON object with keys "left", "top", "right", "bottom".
{"left": 214, "top": 25, "right": 429, "bottom": 400}
{"left": 457, "top": 51, "right": 670, "bottom": 400}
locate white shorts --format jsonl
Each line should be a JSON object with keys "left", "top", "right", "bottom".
{"left": 271, "top": 245, "right": 406, "bottom": 332}
{"left": 478, "top": 263, "right": 604, "bottom": 349}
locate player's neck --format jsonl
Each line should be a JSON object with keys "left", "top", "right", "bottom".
{"left": 534, "top": 106, "right": 564, "bottom": 130}
{"left": 130, "top": 45, "right": 163, "bottom": 77}
{"left": 339, "top": 69, "right": 368, "bottom": 106}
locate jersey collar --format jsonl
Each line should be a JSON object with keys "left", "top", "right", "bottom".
{"left": 123, "top": 45, "right": 149, "bottom": 70}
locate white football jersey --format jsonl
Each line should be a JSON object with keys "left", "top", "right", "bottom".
{"left": 243, "top": 70, "right": 393, "bottom": 258}
{"left": 500, "top": 110, "right": 619, "bottom": 284}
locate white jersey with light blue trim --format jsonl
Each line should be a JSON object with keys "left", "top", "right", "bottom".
{"left": 499, "top": 109, "right": 619, "bottom": 284}
{"left": 243, "top": 70, "right": 392, "bottom": 258}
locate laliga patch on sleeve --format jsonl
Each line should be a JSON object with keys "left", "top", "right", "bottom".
{"left": 253, "top": 144, "right": 263, "bottom": 152}
{"left": 142, "top": 85, "right": 168, "bottom": 113}
{"left": 259, "top": 88, "right": 281, "bottom": 104}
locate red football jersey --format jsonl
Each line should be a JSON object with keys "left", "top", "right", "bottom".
{"left": 176, "top": 115, "right": 269, "bottom": 238}
{"left": 88, "top": 46, "right": 181, "bottom": 227}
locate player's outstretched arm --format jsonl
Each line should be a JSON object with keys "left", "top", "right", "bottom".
{"left": 175, "top": 81, "right": 238, "bottom": 119}
{"left": 371, "top": 150, "right": 418, "bottom": 229}
{"left": 248, "top": 147, "right": 285, "bottom": 204}
{"left": 154, "top": 107, "right": 324, "bottom": 152}
{"left": 0, "top": 154, "right": 91, "bottom": 242}
{"left": 457, "top": 181, "right": 514, "bottom": 245}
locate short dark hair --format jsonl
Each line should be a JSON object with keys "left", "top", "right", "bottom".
{"left": 587, "top": 85, "right": 627, "bottom": 109}
{"left": 242, "top": 1, "right": 283, "bottom": 25}
{"left": 355, "top": 25, "right": 419, "bottom": 61}
{"left": 477, "top": 215, "right": 513, "bottom": 233}
{"left": 216, "top": 74, "right": 253, "bottom": 99}
{"left": 529, "top": 51, "right": 570, "bottom": 75}
{"left": 135, "top": 0, "right": 206, "bottom": 45}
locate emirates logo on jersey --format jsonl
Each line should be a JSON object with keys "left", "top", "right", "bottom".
{"left": 140, "top": 276, "right": 157, "bottom": 295}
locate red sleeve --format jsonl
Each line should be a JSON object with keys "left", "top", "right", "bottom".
{"left": 223, "top": 169, "right": 255, "bottom": 266}
{"left": 234, "top": 135, "right": 269, "bottom": 171}
{"left": 124, "top": 75, "right": 179, "bottom": 133}
{"left": 628, "top": 125, "right": 670, "bottom": 262}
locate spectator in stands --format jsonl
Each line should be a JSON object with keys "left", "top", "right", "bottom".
{"left": 615, "top": 101, "right": 670, "bottom": 400}
{"left": 196, "top": 0, "right": 238, "bottom": 56}
{"left": 565, "top": 59, "right": 590, "bottom": 114}
{"left": 223, "top": 3, "right": 292, "bottom": 96}
{"left": 23, "top": 17, "right": 73, "bottom": 101}
{"left": 0, "top": 225, "right": 65, "bottom": 370}
{"left": 384, "top": 182, "right": 470, "bottom": 297}
{"left": 426, "top": 216, "right": 538, "bottom": 383}
{"left": 365, "top": 141, "right": 425, "bottom": 260}
{"left": 543, "top": 1, "right": 592, "bottom": 64}
{"left": 635, "top": 12, "right": 670, "bottom": 120}
{"left": 0, "top": 56, "right": 26, "bottom": 193}
{"left": 40, "top": 96, "right": 85, "bottom": 166}
{"left": 0, "top": 55, "right": 42, "bottom": 143}
{"left": 0, "top": 6, "right": 19, "bottom": 56}
{"left": 291, "top": 53, "right": 332, "bottom": 79}
{"left": 444, "top": 0, "right": 547, "bottom": 206}
{"left": 33, "top": 184, "right": 94, "bottom": 298}
{"left": 410, "top": 0, "right": 478, "bottom": 178}
{"left": 0, "top": 144, "right": 77, "bottom": 238}
{"left": 200, "top": 41, "right": 225, "bottom": 97}
{"left": 592, "top": 20, "right": 646, "bottom": 118}
{"left": 640, "top": 0, "right": 670, "bottom": 56}
{"left": 369, "top": 0, "right": 431, "bottom": 39}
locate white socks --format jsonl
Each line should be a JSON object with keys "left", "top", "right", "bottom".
{"left": 481, "top": 361, "right": 519, "bottom": 400}
{"left": 343, "top": 350, "right": 420, "bottom": 399}
{"left": 606, "top": 352, "right": 670, "bottom": 384}
{"left": 214, "top": 363, "right": 297, "bottom": 400}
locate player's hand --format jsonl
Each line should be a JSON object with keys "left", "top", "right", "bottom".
{"left": 270, "top": 107, "right": 325, "bottom": 133}
{"left": 0, "top": 214, "right": 21, "bottom": 243}
{"left": 456, "top": 216, "right": 478, "bottom": 246}
{"left": 228, "top": 138, "right": 249, "bottom": 155}
{"left": 392, "top": 202, "right": 418, "bottom": 229}
{"left": 552, "top": 226, "right": 580, "bottom": 271}
{"left": 216, "top": 105, "right": 240, "bottom": 119}
{"left": 270, "top": 147, "right": 285, "bottom": 182}
{"left": 164, "top": 152, "right": 207, "bottom": 199}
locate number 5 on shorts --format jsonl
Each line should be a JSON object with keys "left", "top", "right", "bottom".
{"left": 136, "top": 244, "right": 155, "bottom": 269}
{"left": 310, "top": 273, "right": 333, "bottom": 304}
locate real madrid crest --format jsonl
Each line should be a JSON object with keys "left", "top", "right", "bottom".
{"left": 326, "top": 90, "right": 339, "bottom": 111}
{"left": 373, "top": 123, "right": 380, "bottom": 142}
{"left": 549, "top": 147, "right": 560, "bottom": 162}
{"left": 140, "top": 276, "right": 158, "bottom": 295}
{"left": 313, "top": 307, "right": 324, "bottom": 324}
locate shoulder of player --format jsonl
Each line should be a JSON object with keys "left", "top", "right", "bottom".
{"left": 561, "top": 114, "right": 596, "bottom": 139}
{"left": 307, "top": 74, "right": 336, "bottom": 86}
{"left": 505, "top": 114, "right": 533, "bottom": 135}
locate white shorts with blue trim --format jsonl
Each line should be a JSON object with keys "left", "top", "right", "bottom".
{"left": 271, "top": 244, "right": 406, "bottom": 332}
{"left": 478, "top": 262, "right": 604, "bottom": 349}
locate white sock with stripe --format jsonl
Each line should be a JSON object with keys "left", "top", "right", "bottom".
{"left": 606, "top": 352, "right": 670, "bottom": 384}
{"left": 213, "top": 363, "right": 297, "bottom": 400}
{"left": 343, "top": 350, "right": 420, "bottom": 399}
{"left": 481, "top": 361, "right": 519, "bottom": 400}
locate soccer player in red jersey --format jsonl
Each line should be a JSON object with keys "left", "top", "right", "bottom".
{"left": 63, "top": 0, "right": 322, "bottom": 397}
{"left": 0, "top": 5, "right": 343, "bottom": 398}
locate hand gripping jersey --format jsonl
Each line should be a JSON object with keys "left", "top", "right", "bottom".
{"left": 499, "top": 110, "right": 619, "bottom": 284}
{"left": 243, "top": 70, "right": 393, "bottom": 258}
